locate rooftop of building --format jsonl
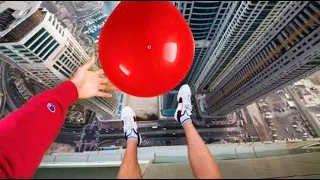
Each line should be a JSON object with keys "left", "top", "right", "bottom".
{"left": 36, "top": 138, "right": 320, "bottom": 179}
{"left": 0, "top": 1, "right": 42, "bottom": 43}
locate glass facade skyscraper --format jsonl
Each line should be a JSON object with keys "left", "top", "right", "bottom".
{"left": 162, "top": 1, "right": 289, "bottom": 114}
{"left": 205, "top": 1, "right": 320, "bottom": 116}
{"left": 0, "top": 2, "right": 118, "bottom": 116}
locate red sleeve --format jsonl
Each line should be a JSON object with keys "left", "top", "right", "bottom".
{"left": 0, "top": 80, "right": 78, "bottom": 178}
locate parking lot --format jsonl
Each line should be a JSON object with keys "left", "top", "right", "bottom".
{"left": 257, "top": 89, "right": 312, "bottom": 140}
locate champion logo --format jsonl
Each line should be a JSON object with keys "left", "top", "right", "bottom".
{"left": 47, "top": 103, "right": 56, "bottom": 113}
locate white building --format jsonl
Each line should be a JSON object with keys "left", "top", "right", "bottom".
{"left": 0, "top": 1, "right": 118, "bottom": 116}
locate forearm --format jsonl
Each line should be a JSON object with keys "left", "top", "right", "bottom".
{"left": 0, "top": 81, "right": 78, "bottom": 178}
{"left": 184, "top": 121, "right": 222, "bottom": 179}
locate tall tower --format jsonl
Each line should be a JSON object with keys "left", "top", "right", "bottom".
{"left": 174, "top": 1, "right": 240, "bottom": 88}
{"left": 161, "top": 1, "right": 239, "bottom": 114}
{"left": 195, "top": 1, "right": 290, "bottom": 91}
{"left": 205, "top": 1, "right": 320, "bottom": 116}
{"left": 0, "top": 1, "right": 118, "bottom": 116}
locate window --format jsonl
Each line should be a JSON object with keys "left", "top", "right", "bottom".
{"left": 3, "top": 50, "right": 13, "bottom": 54}
{"left": 43, "top": 43, "right": 59, "bottom": 60}
{"left": 19, "top": 50, "right": 29, "bottom": 53}
{"left": 24, "top": 54, "right": 34, "bottom": 57}
{"left": 53, "top": 64, "right": 59, "bottom": 70}
{"left": 34, "top": 36, "right": 53, "bottom": 54}
{"left": 12, "top": 45, "right": 24, "bottom": 49}
{"left": 0, "top": 46, "right": 8, "bottom": 50}
{"left": 39, "top": 40, "right": 57, "bottom": 58}
{"left": 8, "top": 54, "right": 18, "bottom": 57}
{"left": 30, "top": 32, "right": 50, "bottom": 51}
{"left": 24, "top": 28, "right": 46, "bottom": 47}
{"left": 194, "top": 2, "right": 220, "bottom": 8}
{"left": 59, "top": 69, "right": 69, "bottom": 78}
{"left": 48, "top": 15, "right": 52, "bottom": 22}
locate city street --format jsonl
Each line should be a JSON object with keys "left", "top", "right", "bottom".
{"left": 59, "top": 114, "right": 245, "bottom": 152}
{"left": 286, "top": 86, "right": 320, "bottom": 137}
{"left": 258, "top": 89, "right": 314, "bottom": 140}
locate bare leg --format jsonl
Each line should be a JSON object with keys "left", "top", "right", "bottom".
{"left": 117, "top": 139, "right": 142, "bottom": 179}
{"left": 184, "top": 121, "right": 222, "bottom": 179}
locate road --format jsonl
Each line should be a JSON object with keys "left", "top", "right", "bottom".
{"left": 0, "top": 62, "right": 6, "bottom": 117}
{"left": 285, "top": 86, "right": 320, "bottom": 137}
{"left": 98, "top": 126, "right": 240, "bottom": 137}
{"left": 65, "top": 115, "right": 243, "bottom": 152}
{"left": 3, "top": 63, "right": 20, "bottom": 110}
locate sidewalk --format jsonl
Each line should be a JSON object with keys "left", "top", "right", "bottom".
{"left": 247, "top": 103, "right": 272, "bottom": 142}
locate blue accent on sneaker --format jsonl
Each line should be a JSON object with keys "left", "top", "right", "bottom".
{"left": 127, "top": 136, "right": 138, "bottom": 141}
{"left": 181, "top": 118, "right": 191, "bottom": 126}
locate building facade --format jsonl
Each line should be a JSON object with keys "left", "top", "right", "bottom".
{"left": 161, "top": 90, "right": 178, "bottom": 116}
{"left": 163, "top": 1, "right": 288, "bottom": 113}
{"left": 173, "top": 1, "right": 240, "bottom": 88}
{"left": 195, "top": 1, "right": 290, "bottom": 91}
{"left": 0, "top": 2, "right": 118, "bottom": 116}
{"left": 205, "top": 1, "right": 320, "bottom": 116}
{"left": 162, "top": 1, "right": 239, "bottom": 113}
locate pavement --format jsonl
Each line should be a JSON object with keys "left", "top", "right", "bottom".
{"left": 55, "top": 114, "right": 244, "bottom": 153}
{"left": 246, "top": 103, "right": 272, "bottom": 142}
{"left": 286, "top": 86, "right": 320, "bottom": 137}
{"left": 0, "top": 62, "right": 6, "bottom": 117}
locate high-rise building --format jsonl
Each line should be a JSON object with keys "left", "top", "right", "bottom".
{"left": 161, "top": 90, "right": 178, "bottom": 116}
{"left": 205, "top": 1, "right": 320, "bottom": 116}
{"left": 0, "top": 1, "right": 118, "bottom": 116}
{"left": 162, "top": 1, "right": 239, "bottom": 114}
{"left": 173, "top": 1, "right": 240, "bottom": 88}
{"left": 195, "top": 1, "right": 290, "bottom": 91}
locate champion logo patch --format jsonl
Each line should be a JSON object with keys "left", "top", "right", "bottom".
{"left": 47, "top": 103, "right": 56, "bottom": 113}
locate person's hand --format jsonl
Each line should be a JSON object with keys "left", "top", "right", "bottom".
{"left": 70, "top": 55, "right": 117, "bottom": 99}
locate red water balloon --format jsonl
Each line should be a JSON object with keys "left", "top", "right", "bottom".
{"left": 98, "top": 1, "right": 194, "bottom": 97}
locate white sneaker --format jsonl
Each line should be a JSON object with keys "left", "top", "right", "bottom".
{"left": 121, "top": 106, "right": 142, "bottom": 146}
{"left": 174, "top": 84, "right": 192, "bottom": 126}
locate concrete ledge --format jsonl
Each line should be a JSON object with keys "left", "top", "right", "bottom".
{"left": 98, "top": 150, "right": 119, "bottom": 155}
{"left": 55, "top": 155, "right": 88, "bottom": 162}
{"left": 88, "top": 155, "right": 122, "bottom": 162}
{"left": 39, "top": 160, "right": 151, "bottom": 168}
{"left": 42, "top": 156, "right": 56, "bottom": 162}
{"left": 235, "top": 146, "right": 256, "bottom": 159}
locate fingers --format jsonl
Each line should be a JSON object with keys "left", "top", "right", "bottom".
{"left": 81, "top": 55, "right": 96, "bottom": 70}
{"left": 96, "top": 92, "right": 112, "bottom": 98}
{"left": 99, "top": 85, "right": 117, "bottom": 91}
